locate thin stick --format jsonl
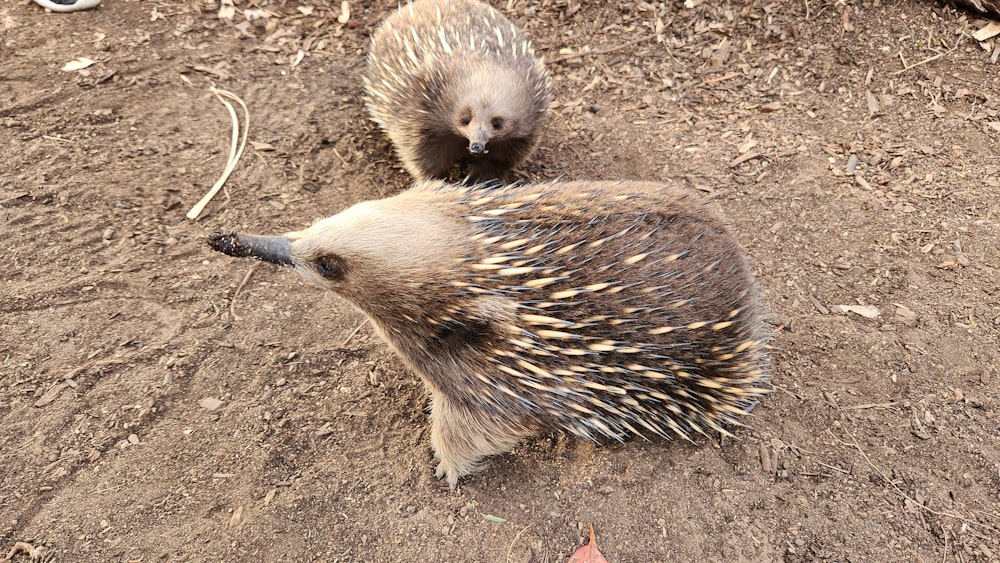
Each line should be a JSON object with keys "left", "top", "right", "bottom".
{"left": 891, "top": 44, "right": 960, "bottom": 76}
{"left": 506, "top": 524, "right": 532, "bottom": 563}
{"left": 550, "top": 33, "right": 658, "bottom": 64}
{"left": 338, "top": 321, "right": 367, "bottom": 348}
{"left": 187, "top": 87, "right": 250, "bottom": 219}
{"left": 816, "top": 461, "right": 850, "bottom": 475}
{"left": 229, "top": 263, "right": 261, "bottom": 321}
{"left": 839, "top": 401, "right": 898, "bottom": 411}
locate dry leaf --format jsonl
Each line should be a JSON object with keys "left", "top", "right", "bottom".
{"left": 568, "top": 525, "right": 609, "bottom": 563}
{"left": 251, "top": 141, "right": 276, "bottom": 151}
{"left": 297, "top": 6, "right": 314, "bottom": 16}
{"left": 62, "top": 57, "right": 95, "bottom": 72}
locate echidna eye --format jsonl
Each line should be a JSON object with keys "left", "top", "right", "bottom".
{"left": 460, "top": 116, "right": 471, "bottom": 126}
{"left": 491, "top": 118, "right": 504, "bottom": 130}
{"left": 315, "top": 254, "right": 345, "bottom": 280}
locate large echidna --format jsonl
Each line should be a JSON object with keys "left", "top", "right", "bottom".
{"left": 208, "top": 180, "right": 772, "bottom": 488}
{"left": 363, "top": 0, "right": 551, "bottom": 182}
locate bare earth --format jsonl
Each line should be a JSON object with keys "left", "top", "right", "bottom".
{"left": 2, "top": 0, "right": 999, "bottom": 561}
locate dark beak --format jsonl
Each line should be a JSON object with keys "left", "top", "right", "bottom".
{"left": 208, "top": 232, "right": 293, "bottom": 267}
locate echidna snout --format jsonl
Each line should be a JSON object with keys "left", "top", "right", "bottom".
{"left": 209, "top": 180, "right": 773, "bottom": 489}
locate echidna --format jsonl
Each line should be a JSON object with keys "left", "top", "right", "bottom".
{"left": 208, "top": 180, "right": 772, "bottom": 489}
{"left": 363, "top": 0, "right": 551, "bottom": 182}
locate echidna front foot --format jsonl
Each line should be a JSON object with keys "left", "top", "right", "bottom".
{"left": 433, "top": 459, "right": 463, "bottom": 491}
{"left": 428, "top": 393, "right": 530, "bottom": 490}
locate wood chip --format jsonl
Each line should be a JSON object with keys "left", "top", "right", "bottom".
{"left": 808, "top": 294, "right": 829, "bottom": 315}
{"left": 822, "top": 391, "right": 840, "bottom": 409}
{"left": 835, "top": 304, "right": 880, "bottom": 319}
{"left": 894, "top": 303, "right": 917, "bottom": 322}
{"left": 758, "top": 443, "right": 773, "bottom": 474}
{"left": 972, "top": 22, "right": 1000, "bottom": 42}
{"left": 729, "top": 152, "right": 763, "bottom": 168}
{"left": 34, "top": 383, "right": 68, "bottom": 407}
{"left": 199, "top": 397, "right": 224, "bottom": 411}
{"left": 865, "top": 90, "right": 880, "bottom": 114}
{"left": 228, "top": 505, "right": 245, "bottom": 528}
{"left": 316, "top": 422, "right": 335, "bottom": 437}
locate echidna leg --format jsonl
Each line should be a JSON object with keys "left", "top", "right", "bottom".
{"left": 429, "top": 392, "right": 527, "bottom": 489}
{"left": 469, "top": 153, "right": 519, "bottom": 184}
{"left": 410, "top": 134, "right": 466, "bottom": 180}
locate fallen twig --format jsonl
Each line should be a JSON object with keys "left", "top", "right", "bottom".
{"left": 550, "top": 33, "right": 658, "bottom": 64}
{"left": 892, "top": 25, "right": 967, "bottom": 76}
{"left": 839, "top": 401, "right": 899, "bottom": 411}
{"left": 892, "top": 44, "right": 960, "bottom": 75}
{"left": 338, "top": 320, "right": 367, "bottom": 348}
{"left": 505, "top": 524, "right": 532, "bottom": 563}
{"left": 229, "top": 262, "right": 261, "bottom": 321}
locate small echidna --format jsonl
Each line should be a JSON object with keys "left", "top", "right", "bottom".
{"left": 363, "top": 0, "right": 551, "bottom": 182}
{"left": 208, "top": 180, "right": 772, "bottom": 488}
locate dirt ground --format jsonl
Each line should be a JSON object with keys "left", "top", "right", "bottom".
{"left": 2, "top": 0, "right": 999, "bottom": 561}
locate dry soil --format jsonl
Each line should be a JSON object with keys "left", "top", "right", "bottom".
{"left": 1, "top": 0, "right": 999, "bottom": 561}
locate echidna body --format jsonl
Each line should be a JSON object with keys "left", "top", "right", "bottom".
{"left": 209, "top": 180, "right": 772, "bottom": 488}
{"left": 363, "top": 0, "right": 551, "bottom": 182}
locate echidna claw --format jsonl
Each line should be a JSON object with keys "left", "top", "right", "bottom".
{"left": 434, "top": 462, "right": 460, "bottom": 490}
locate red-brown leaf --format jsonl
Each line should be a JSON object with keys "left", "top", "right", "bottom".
{"left": 567, "top": 525, "right": 609, "bottom": 563}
